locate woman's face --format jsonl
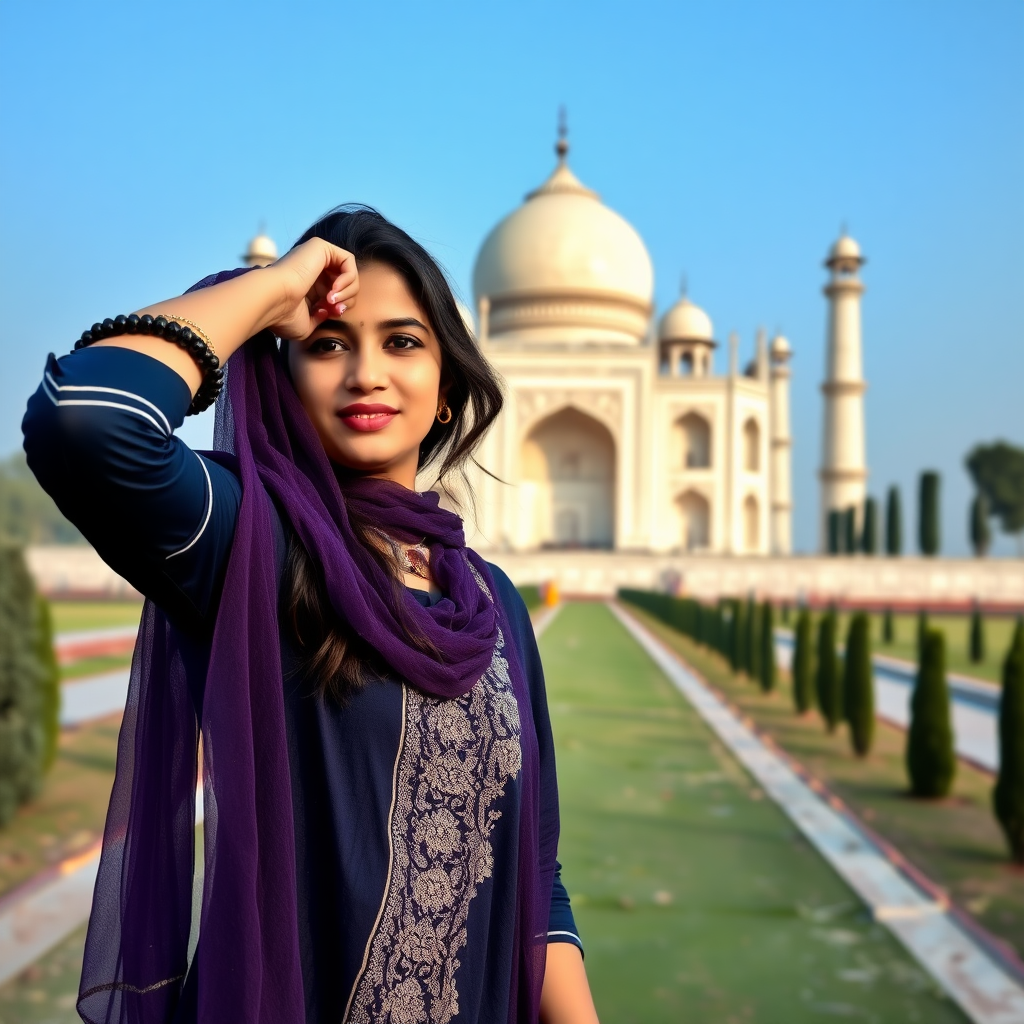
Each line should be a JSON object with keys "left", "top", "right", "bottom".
{"left": 288, "top": 261, "right": 445, "bottom": 488}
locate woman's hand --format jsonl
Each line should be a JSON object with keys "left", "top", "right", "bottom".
{"left": 265, "top": 238, "right": 360, "bottom": 341}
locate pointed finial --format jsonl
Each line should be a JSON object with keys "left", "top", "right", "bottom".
{"left": 840, "top": 220, "right": 848, "bottom": 238}
{"left": 556, "top": 106, "right": 569, "bottom": 160}
{"left": 680, "top": 273, "right": 688, "bottom": 298}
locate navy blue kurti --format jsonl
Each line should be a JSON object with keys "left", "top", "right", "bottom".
{"left": 23, "top": 347, "right": 580, "bottom": 1024}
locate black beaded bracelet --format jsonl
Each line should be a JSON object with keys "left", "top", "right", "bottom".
{"left": 73, "top": 314, "right": 223, "bottom": 415}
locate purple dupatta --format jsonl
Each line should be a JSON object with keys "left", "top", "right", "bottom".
{"left": 78, "top": 271, "right": 552, "bottom": 1023}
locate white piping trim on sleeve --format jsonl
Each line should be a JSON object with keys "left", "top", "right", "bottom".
{"left": 166, "top": 454, "right": 214, "bottom": 560}
{"left": 47, "top": 398, "right": 167, "bottom": 435}
{"left": 547, "top": 930, "right": 582, "bottom": 942}
{"left": 45, "top": 373, "right": 172, "bottom": 435}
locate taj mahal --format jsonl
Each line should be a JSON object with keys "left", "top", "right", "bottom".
{"left": 242, "top": 133, "right": 872, "bottom": 562}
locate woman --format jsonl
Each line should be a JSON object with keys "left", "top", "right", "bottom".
{"left": 23, "top": 207, "right": 600, "bottom": 1024}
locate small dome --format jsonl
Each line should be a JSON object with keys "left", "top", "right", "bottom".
{"left": 472, "top": 140, "right": 653, "bottom": 345}
{"left": 826, "top": 234, "right": 863, "bottom": 266}
{"left": 770, "top": 334, "right": 791, "bottom": 356}
{"left": 658, "top": 297, "right": 713, "bottom": 343}
{"left": 243, "top": 233, "right": 278, "bottom": 268}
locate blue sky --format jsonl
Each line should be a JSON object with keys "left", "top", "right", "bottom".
{"left": 1, "top": 0, "right": 1021, "bottom": 554}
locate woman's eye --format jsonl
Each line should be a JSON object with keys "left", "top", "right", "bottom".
{"left": 386, "top": 334, "right": 424, "bottom": 350}
{"left": 310, "top": 337, "right": 346, "bottom": 354}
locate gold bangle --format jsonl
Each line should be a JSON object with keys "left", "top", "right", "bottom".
{"left": 160, "top": 314, "right": 216, "bottom": 357}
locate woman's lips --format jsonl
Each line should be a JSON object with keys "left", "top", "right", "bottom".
{"left": 337, "top": 404, "right": 398, "bottom": 433}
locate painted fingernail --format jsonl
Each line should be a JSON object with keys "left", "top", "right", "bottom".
{"left": 337, "top": 303, "right": 347, "bottom": 315}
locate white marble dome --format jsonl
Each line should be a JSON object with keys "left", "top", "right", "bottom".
{"left": 827, "top": 234, "right": 863, "bottom": 264}
{"left": 243, "top": 233, "right": 278, "bottom": 268}
{"left": 658, "top": 297, "right": 713, "bottom": 343}
{"left": 770, "top": 333, "right": 792, "bottom": 358}
{"left": 473, "top": 144, "right": 653, "bottom": 345}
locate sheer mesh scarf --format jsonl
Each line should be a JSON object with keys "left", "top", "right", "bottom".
{"left": 78, "top": 270, "right": 554, "bottom": 1023}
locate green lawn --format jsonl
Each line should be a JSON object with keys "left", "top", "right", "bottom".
{"left": 787, "top": 608, "right": 1020, "bottom": 685}
{"left": 49, "top": 600, "right": 142, "bottom": 634}
{"left": 61, "top": 653, "right": 134, "bottom": 681}
{"left": 634, "top": 604, "right": 1024, "bottom": 962}
{"left": 0, "top": 718, "right": 119, "bottom": 897}
{"left": 543, "top": 602, "right": 966, "bottom": 1023}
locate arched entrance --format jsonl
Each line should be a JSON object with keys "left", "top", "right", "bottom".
{"left": 676, "top": 489, "right": 711, "bottom": 551}
{"left": 743, "top": 494, "right": 760, "bottom": 551}
{"left": 520, "top": 407, "right": 616, "bottom": 548}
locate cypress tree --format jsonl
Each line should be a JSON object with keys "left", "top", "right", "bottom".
{"left": 33, "top": 596, "right": 60, "bottom": 773}
{"left": 815, "top": 612, "right": 842, "bottom": 732}
{"left": 970, "top": 494, "right": 991, "bottom": 557}
{"left": 994, "top": 622, "right": 1024, "bottom": 862}
{"left": 886, "top": 486, "right": 902, "bottom": 556}
{"left": 906, "top": 629, "right": 956, "bottom": 798}
{"left": 919, "top": 471, "right": 941, "bottom": 556}
{"left": 0, "top": 547, "right": 44, "bottom": 825}
{"left": 828, "top": 510, "right": 841, "bottom": 555}
{"left": 747, "top": 596, "right": 761, "bottom": 681}
{"left": 843, "top": 612, "right": 874, "bottom": 757}
{"left": 730, "top": 600, "right": 747, "bottom": 674}
{"left": 844, "top": 507, "right": 857, "bottom": 556}
{"left": 970, "top": 604, "right": 985, "bottom": 664}
{"left": 760, "top": 602, "right": 776, "bottom": 693}
{"left": 782, "top": 602, "right": 791, "bottom": 626}
{"left": 882, "top": 606, "right": 894, "bottom": 644}
{"left": 793, "top": 609, "right": 815, "bottom": 714}
{"left": 862, "top": 497, "right": 878, "bottom": 555}
{"left": 917, "top": 609, "right": 929, "bottom": 660}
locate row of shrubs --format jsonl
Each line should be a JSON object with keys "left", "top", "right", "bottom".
{"left": 619, "top": 588, "right": 1024, "bottom": 864}
{"left": 0, "top": 546, "right": 61, "bottom": 827}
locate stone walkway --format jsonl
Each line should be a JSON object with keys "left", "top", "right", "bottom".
{"left": 616, "top": 601, "right": 1024, "bottom": 1024}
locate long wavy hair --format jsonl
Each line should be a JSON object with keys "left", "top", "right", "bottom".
{"left": 281, "top": 205, "right": 504, "bottom": 703}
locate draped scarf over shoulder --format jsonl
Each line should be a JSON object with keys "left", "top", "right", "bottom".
{"left": 78, "top": 270, "right": 553, "bottom": 1024}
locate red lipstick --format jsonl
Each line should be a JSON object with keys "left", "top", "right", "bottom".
{"left": 337, "top": 403, "right": 398, "bottom": 432}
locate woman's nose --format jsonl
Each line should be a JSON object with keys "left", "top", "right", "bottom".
{"left": 345, "top": 347, "right": 388, "bottom": 392}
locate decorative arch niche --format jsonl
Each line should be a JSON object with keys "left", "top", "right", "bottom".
{"left": 520, "top": 406, "right": 616, "bottom": 549}
{"left": 743, "top": 494, "right": 760, "bottom": 551}
{"left": 676, "top": 489, "right": 711, "bottom": 551}
{"left": 676, "top": 412, "right": 711, "bottom": 469}
{"left": 742, "top": 418, "right": 761, "bottom": 472}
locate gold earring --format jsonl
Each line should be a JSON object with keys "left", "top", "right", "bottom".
{"left": 436, "top": 401, "right": 452, "bottom": 424}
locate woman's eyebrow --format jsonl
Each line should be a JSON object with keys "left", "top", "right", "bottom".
{"left": 379, "top": 317, "right": 429, "bottom": 331}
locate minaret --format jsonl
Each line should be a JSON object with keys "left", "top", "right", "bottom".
{"left": 819, "top": 233, "right": 868, "bottom": 550}
{"left": 769, "top": 334, "right": 793, "bottom": 554}
{"left": 242, "top": 229, "right": 278, "bottom": 268}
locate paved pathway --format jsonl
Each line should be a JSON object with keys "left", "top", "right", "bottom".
{"left": 774, "top": 633, "right": 999, "bottom": 771}
{"left": 617, "top": 602, "right": 1024, "bottom": 1024}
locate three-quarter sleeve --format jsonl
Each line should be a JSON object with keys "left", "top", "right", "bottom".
{"left": 22, "top": 346, "right": 241, "bottom": 633}
{"left": 487, "top": 566, "right": 584, "bottom": 955}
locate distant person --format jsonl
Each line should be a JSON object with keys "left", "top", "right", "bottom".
{"left": 23, "top": 206, "right": 598, "bottom": 1024}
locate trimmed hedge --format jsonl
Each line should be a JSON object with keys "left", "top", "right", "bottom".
{"left": 970, "top": 605, "right": 985, "bottom": 664}
{"left": 759, "top": 602, "right": 776, "bottom": 694}
{"left": 919, "top": 471, "right": 941, "bottom": 556}
{"left": 0, "top": 546, "right": 45, "bottom": 826}
{"left": 793, "top": 609, "right": 815, "bottom": 713}
{"left": 906, "top": 629, "right": 956, "bottom": 798}
{"left": 994, "top": 621, "right": 1024, "bottom": 862}
{"left": 815, "top": 612, "right": 841, "bottom": 733}
{"left": 843, "top": 612, "right": 874, "bottom": 757}
{"left": 886, "top": 486, "right": 902, "bottom": 556}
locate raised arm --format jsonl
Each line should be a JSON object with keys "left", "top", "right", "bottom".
{"left": 90, "top": 238, "right": 359, "bottom": 396}
{"left": 22, "top": 239, "right": 358, "bottom": 632}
